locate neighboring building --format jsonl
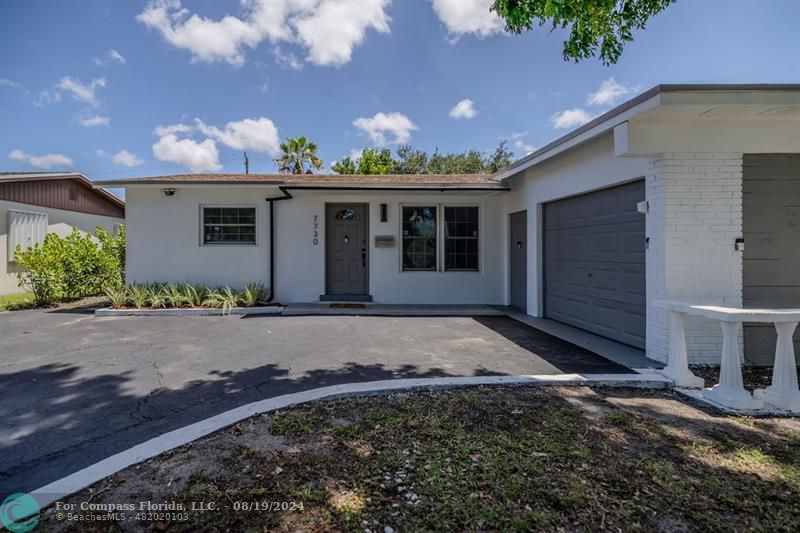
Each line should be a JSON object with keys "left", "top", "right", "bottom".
{"left": 1, "top": 172, "right": 125, "bottom": 295}
{"left": 97, "top": 84, "right": 800, "bottom": 365}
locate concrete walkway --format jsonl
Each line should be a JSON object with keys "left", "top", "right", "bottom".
{"left": 1, "top": 308, "right": 636, "bottom": 496}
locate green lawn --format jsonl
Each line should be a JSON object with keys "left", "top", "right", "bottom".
{"left": 0, "top": 292, "right": 36, "bottom": 311}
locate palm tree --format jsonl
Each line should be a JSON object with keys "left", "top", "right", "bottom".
{"left": 274, "top": 136, "right": 323, "bottom": 174}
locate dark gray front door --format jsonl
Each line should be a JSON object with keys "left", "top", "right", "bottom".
{"left": 743, "top": 154, "right": 800, "bottom": 365}
{"left": 509, "top": 210, "right": 527, "bottom": 311}
{"left": 326, "top": 203, "right": 368, "bottom": 295}
{"left": 543, "top": 180, "right": 646, "bottom": 349}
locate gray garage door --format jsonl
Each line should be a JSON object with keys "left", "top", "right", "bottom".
{"left": 544, "top": 180, "right": 646, "bottom": 349}
{"left": 743, "top": 154, "right": 800, "bottom": 365}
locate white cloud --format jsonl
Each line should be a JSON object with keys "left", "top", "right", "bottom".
{"left": 152, "top": 134, "right": 221, "bottom": 172}
{"left": 152, "top": 116, "right": 281, "bottom": 171}
{"left": 34, "top": 89, "right": 62, "bottom": 106}
{"left": 353, "top": 112, "right": 418, "bottom": 146}
{"left": 273, "top": 46, "right": 303, "bottom": 70}
{"left": 96, "top": 149, "right": 108, "bottom": 157}
{"left": 112, "top": 149, "right": 144, "bottom": 167}
{"left": 431, "top": 0, "right": 504, "bottom": 39}
{"left": 0, "top": 78, "right": 24, "bottom": 91}
{"left": 260, "top": 78, "right": 269, "bottom": 94}
{"left": 449, "top": 98, "right": 477, "bottom": 119}
{"left": 293, "top": 0, "right": 391, "bottom": 67}
{"left": 57, "top": 77, "right": 106, "bottom": 106}
{"left": 513, "top": 139, "right": 535, "bottom": 155}
{"left": 586, "top": 78, "right": 640, "bottom": 107}
{"left": 9, "top": 149, "right": 73, "bottom": 169}
{"left": 153, "top": 123, "right": 193, "bottom": 136}
{"left": 80, "top": 115, "right": 110, "bottom": 127}
{"left": 93, "top": 48, "right": 126, "bottom": 66}
{"left": 195, "top": 117, "right": 280, "bottom": 155}
{"left": 137, "top": 0, "right": 390, "bottom": 68}
{"left": 550, "top": 108, "right": 595, "bottom": 129}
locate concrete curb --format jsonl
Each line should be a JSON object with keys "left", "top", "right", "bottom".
{"left": 675, "top": 387, "right": 800, "bottom": 417}
{"left": 29, "top": 373, "right": 671, "bottom": 509}
{"left": 95, "top": 306, "right": 283, "bottom": 317}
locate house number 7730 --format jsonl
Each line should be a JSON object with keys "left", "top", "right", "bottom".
{"left": 312, "top": 214, "right": 319, "bottom": 245}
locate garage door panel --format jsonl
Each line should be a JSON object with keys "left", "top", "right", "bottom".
{"left": 544, "top": 180, "right": 646, "bottom": 349}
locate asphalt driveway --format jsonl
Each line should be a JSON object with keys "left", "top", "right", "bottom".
{"left": 0, "top": 308, "right": 631, "bottom": 495}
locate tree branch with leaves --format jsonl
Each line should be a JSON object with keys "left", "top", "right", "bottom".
{"left": 491, "top": 0, "right": 675, "bottom": 65}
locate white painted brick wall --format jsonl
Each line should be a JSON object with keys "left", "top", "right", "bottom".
{"left": 646, "top": 152, "right": 743, "bottom": 364}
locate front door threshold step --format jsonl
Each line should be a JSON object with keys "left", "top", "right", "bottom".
{"left": 319, "top": 294, "right": 374, "bottom": 302}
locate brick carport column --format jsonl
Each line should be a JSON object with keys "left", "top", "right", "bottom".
{"left": 645, "top": 153, "right": 744, "bottom": 364}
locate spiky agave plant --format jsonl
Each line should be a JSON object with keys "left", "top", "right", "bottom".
{"left": 203, "top": 286, "right": 238, "bottom": 315}
{"left": 146, "top": 284, "right": 168, "bottom": 308}
{"left": 182, "top": 282, "right": 208, "bottom": 308}
{"left": 239, "top": 282, "right": 269, "bottom": 307}
{"left": 104, "top": 283, "right": 129, "bottom": 308}
{"left": 165, "top": 283, "right": 185, "bottom": 308}
{"left": 128, "top": 283, "right": 150, "bottom": 308}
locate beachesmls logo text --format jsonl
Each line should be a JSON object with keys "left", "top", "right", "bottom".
{"left": 0, "top": 493, "right": 40, "bottom": 532}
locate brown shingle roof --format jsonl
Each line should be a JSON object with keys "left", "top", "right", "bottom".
{"left": 93, "top": 173, "right": 506, "bottom": 189}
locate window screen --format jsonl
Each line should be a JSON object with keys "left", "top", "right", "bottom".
{"left": 202, "top": 207, "right": 256, "bottom": 244}
{"left": 7, "top": 210, "right": 48, "bottom": 260}
{"left": 402, "top": 206, "right": 437, "bottom": 270}
{"left": 444, "top": 206, "right": 479, "bottom": 271}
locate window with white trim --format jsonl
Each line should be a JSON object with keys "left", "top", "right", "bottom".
{"left": 202, "top": 207, "right": 256, "bottom": 244}
{"left": 401, "top": 205, "right": 479, "bottom": 272}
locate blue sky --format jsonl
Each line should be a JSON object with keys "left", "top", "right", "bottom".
{"left": 1, "top": 0, "right": 799, "bottom": 189}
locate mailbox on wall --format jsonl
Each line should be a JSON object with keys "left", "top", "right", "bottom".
{"left": 375, "top": 235, "right": 395, "bottom": 248}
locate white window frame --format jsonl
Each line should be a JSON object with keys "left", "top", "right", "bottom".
{"left": 199, "top": 204, "right": 258, "bottom": 246}
{"left": 399, "top": 203, "right": 481, "bottom": 273}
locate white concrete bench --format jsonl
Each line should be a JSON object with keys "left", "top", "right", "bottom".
{"left": 653, "top": 300, "right": 800, "bottom": 413}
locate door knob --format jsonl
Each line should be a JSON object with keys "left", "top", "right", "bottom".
{"left": 344, "top": 235, "right": 349, "bottom": 243}
{"left": 516, "top": 241, "right": 522, "bottom": 248}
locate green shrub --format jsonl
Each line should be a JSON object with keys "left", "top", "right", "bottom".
{"left": 14, "top": 233, "right": 66, "bottom": 306}
{"left": 239, "top": 282, "right": 269, "bottom": 307}
{"left": 14, "top": 225, "right": 126, "bottom": 306}
{"left": 182, "top": 283, "right": 208, "bottom": 308}
{"left": 146, "top": 284, "right": 169, "bottom": 308}
{"left": 104, "top": 284, "right": 129, "bottom": 308}
{"left": 165, "top": 283, "right": 186, "bottom": 308}
{"left": 128, "top": 284, "right": 150, "bottom": 308}
{"left": 204, "top": 286, "right": 238, "bottom": 315}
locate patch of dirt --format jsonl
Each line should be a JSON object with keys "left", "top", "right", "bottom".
{"left": 39, "top": 386, "right": 800, "bottom": 532}
{"left": 691, "top": 364, "right": 794, "bottom": 391}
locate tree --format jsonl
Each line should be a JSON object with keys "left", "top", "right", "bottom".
{"left": 491, "top": 0, "right": 674, "bottom": 65}
{"left": 485, "top": 140, "right": 515, "bottom": 173}
{"left": 274, "top": 136, "right": 323, "bottom": 174}
{"left": 392, "top": 145, "right": 429, "bottom": 174}
{"left": 331, "top": 142, "right": 516, "bottom": 175}
{"left": 358, "top": 148, "right": 394, "bottom": 175}
{"left": 330, "top": 156, "right": 357, "bottom": 174}
{"left": 428, "top": 149, "right": 486, "bottom": 174}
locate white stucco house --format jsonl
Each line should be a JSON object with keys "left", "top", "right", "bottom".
{"left": 97, "top": 84, "right": 800, "bottom": 365}
{"left": 1, "top": 172, "right": 125, "bottom": 295}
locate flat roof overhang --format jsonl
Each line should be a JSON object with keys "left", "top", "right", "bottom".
{"left": 493, "top": 84, "right": 800, "bottom": 181}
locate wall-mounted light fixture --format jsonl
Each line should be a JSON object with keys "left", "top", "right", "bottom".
{"left": 380, "top": 203, "right": 388, "bottom": 222}
{"left": 161, "top": 188, "right": 176, "bottom": 197}
{"left": 735, "top": 237, "right": 744, "bottom": 252}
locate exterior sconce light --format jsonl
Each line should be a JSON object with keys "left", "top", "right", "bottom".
{"left": 161, "top": 188, "right": 176, "bottom": 196}
{"left": 735, "top": 237, "right": 744, "bottom": 251}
